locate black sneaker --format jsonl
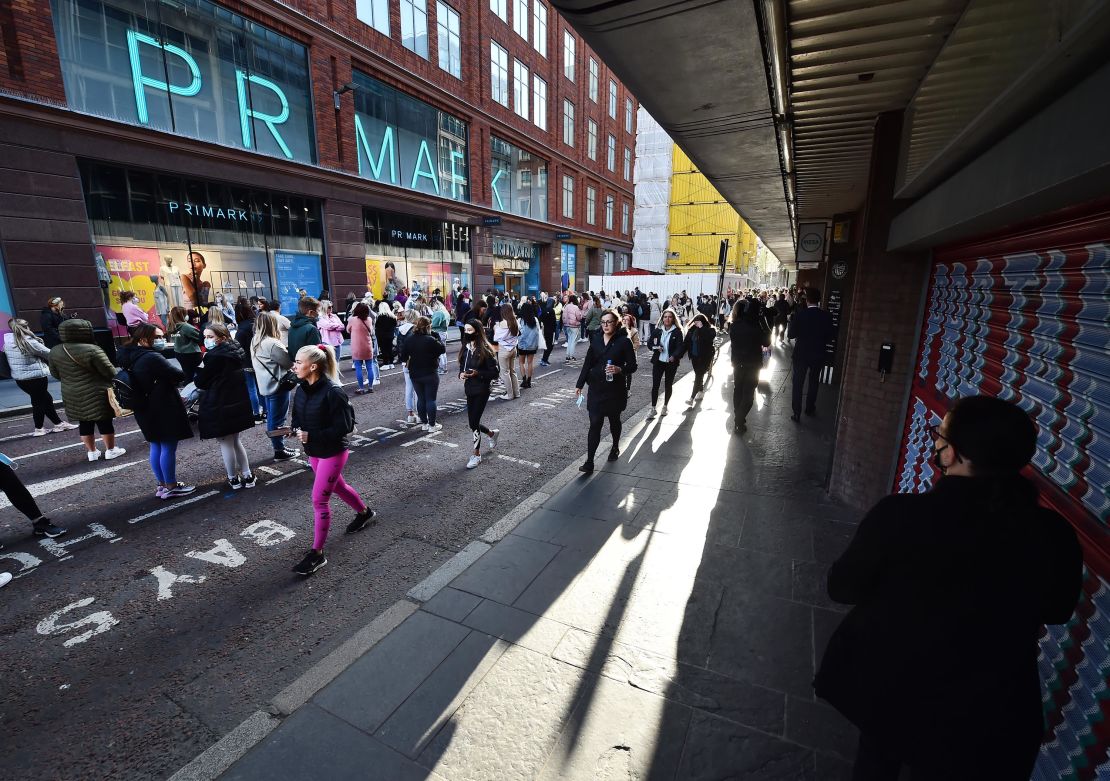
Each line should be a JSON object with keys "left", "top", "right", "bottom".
{"left": 228, "top": 476, "right": 242, "bottom": 491}
{"left": 579, "top": 461, "right": 595, "bottom": 474}
{"left": 345, "top": 508, "right": 377, "bottom": 534}
{"left": 32, "top": 518, "right": 67, "bottom": 538}
{"left": 607, "top": 447, "right": 620, "bottom": 462}
{"left": 292, "top": 549, "right": 327, "bottom": 576}
{"left": 241, "top": 473, "right": 257, "bottom": 489}
{"left": 274, "top": 448, "right": 300, "bottom": 460}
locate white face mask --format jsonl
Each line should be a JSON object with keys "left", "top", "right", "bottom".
{"left": 204, "top": 337, "right": 217, "bottom": 350}
{"left": 151, "top": 338, "right": 167, "bottom": 351}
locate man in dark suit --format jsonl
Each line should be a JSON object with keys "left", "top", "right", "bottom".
{"left": 786, "top": 287, "right": 834, "bottom": 421}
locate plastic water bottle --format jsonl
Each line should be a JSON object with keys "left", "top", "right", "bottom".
{"left": 605, "top": 359, "right": 614, "bottom": 382}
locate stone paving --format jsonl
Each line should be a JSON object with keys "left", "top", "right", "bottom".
{"left": 220, "top": 345, "right": 861, "bottom": 780}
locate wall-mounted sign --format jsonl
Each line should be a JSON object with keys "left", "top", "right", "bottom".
{"left": 831, "top": 260, "right": 849, "bottom": 279}
{"left": 492, "top": 237, "right": 536, "bottom": 259}
{"left": 483, "top": 216, "right": 502, "bottom": 226}
{"left": 797, "top": 221, "right": 828, "bottom": 263}
{"left": 166, "top": 201, "right": 264, "bottom": 224}
{"left": 554, "top": 232, "right": 572, "bottom": 240}
{"left": 50, "top": 0, "right": 316, "bottom": 163}
{"left": 797, "top": 261, "right": 820, "bottom": 270}
{"left": 353, "top": 71, "right": 470, "bottom": 202}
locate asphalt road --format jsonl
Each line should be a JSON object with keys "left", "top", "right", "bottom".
{"left": 0, "top": 344, "right": 698, "bottom": 780}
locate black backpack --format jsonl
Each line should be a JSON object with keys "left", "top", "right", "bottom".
{"left": 113, "top": 353, "right": 152, "bottom": 411}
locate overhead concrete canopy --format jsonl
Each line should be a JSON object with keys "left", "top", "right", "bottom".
{"left": 552, "top": 0, "right": 796, "bottom": 264}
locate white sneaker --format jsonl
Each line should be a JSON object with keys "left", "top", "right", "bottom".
{"left": 0, "top": 571, "right": 11, "bottom": 589}
{"left": 87, "top": 449, "right": 101, "bottom": 462}
{"left": 32, "top": 428, "right": 46, "bottom": 437}
{"left": 661, "top": 405, "right": 669, "bottom": 416}
{"left": 407, "top": 414, "right": 420, "bottom": 425}
{"left": 427, "top": 422, "right": 443, "bottom": 432}
{"left": 500, "top": 393, "right": 514, "bottom": 401}
{"left": 647, "top": 407, "right": 657, "bottom": 420}
{"left": 695, "top": 392, "right": 704, "bottom": 401}
{"left": 421, "top": 423, "right": 431, "bottom": 432}
{"left": 103, "top": 446, "right": 127, "bottom": 460}
{"left": 52, "top": 422, "right": 78, "bottom": 432}
{"left": 466, "top": 454, "right": 482, "bottom": 469}
{"left": 686, "top": 398, "right": 695, "bottom": 407}
{"left": 373, "top": 379, "right": 381, "bottom": 386}
{"left": 487, "top": 429, "right": 500, "bottom": 450}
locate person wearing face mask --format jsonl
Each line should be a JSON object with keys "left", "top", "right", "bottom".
{"left": 814, "top": 396, "right": 1082, "bottom": 781}
{"left": 682, "top": 312, "right": 716, "bottom": 407}
{"left": 117, "top": 324, "right": 196, "bottom": 499}
{"left": 40, "top": 296, "right": 74, "bottom": 348}
{"left": 194, "top": 323, "right": 256, "bottom": 490}
{"left": 574, "top": 309, "right": 637, "bottom": 473}
{"left": 458, "top": 319, "right": 500, "bottom": 469}
{"left": 646, "top": 309, "right": 685, "bottom": 419}
{"left": 213, "top": 292, "right": 236, "bottom": 327}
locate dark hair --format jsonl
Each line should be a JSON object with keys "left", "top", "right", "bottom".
{"left": 129, "top": 323, "right": 159, "bottom": 346}
{"left": 234, "top": 302, "right": 255, "bottom": 322}
{"left": 499, "top": 303, "right": 520, "bottom": 336}
{"left": 945, "top": 396, "right": 1037, "bottom": 476}
{"left": 458, "top": 317, "right": 495, "bottom": 365}
{"left": 298, "top": 296, "right": 319, "bottom": 314}
{"left": 519, "top": 302, "right": 537, "bottom": 329}
{"left": 806, "top": 287, "right": 822, "bottom": 303}
{"left": 119, "top": 291, "right": 136, "bottom": 303}
{"left": 352, "top": 302, "right": 370, "bottom": 321}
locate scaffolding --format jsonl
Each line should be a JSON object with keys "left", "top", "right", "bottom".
{"left": 632, "top": 108, "right": 672, "bottom": 273}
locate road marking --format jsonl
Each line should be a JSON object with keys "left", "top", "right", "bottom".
{"left": 128, "top": 490, "right": 219, "bottom": 524}
{"left": 496, "top": 454, "right": 540, "bottom": 468}
{"left": 12, "top": 428, "right": 143, "bottom": 461}
{"left": 400, "top": 430, "right": 457, "bottom": 448}
{"left": 255, "top": 466, "right": 282, "bottom": 476}
{"left": 0, "top": 460, "right": 142, "bottom": 510}
{"left": 266, "top": 468, "right": 306, "bottom": 485}
{"left": 535, "top": 369, "right": 563, "bottom": 379}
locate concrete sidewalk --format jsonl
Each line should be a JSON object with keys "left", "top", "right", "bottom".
{"left": 206, "top": 346, "right": 860, "bottom": 780}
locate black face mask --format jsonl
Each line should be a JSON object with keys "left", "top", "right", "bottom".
{"left": 932, "top": 444, "right": 949, "bottom": 474}
{"left": 462, "top": 332, "right": 474, "bottom": 342}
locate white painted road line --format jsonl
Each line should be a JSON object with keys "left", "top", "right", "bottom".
{"left": 255, "top": 466, "right": 282, "bottom": 476}
{"left": 496, "top": 454, "right": 540, "bottom": 468}
{"left": 265, "top": 468, "right": 307, "bottom": 485}
{"left": 400, "top": 431, "right": 458, "bottom": 448}
{"left": 128, "top": 490, "right": 220, "bottom": 524}
{"left": 535, "top": 369, "right": 564, "bottom": 379}
{"left": 0, "top": 460, "right": 143, "bottom": 511}
{"left": 12, "top": 428, "right": 144, "bottom": 461}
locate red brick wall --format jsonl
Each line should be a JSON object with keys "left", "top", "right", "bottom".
{"left": 0, "top": 0, "right": 635, "bottom": 244}
{"left": 828, "top": 112, "right": 930, "bottom": 511}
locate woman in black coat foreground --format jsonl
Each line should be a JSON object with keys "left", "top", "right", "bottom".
{"left": 814, "top": 395, "right": 1082, "bottom": 781}
{"left": 194, "top": 323, "right": 256, "bottom": 489}
{"left": 575, "top": 309, "right": 637, "bottom": 473}
{"left": 118, "top": 324, "right": 196, "bottom": 499}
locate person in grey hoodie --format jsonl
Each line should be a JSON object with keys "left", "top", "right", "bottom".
{"left": 3, "top": 318, "right": 78, "bottom": 437}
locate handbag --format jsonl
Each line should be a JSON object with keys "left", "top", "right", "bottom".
{"left": 62, "top": 345, "right": 132, "bottom": 417}
{"left": 537, "top": 325, "right": 547, "bottom": 352}
{"left": 258, "top": 348, "right": 298, "bottom": 393}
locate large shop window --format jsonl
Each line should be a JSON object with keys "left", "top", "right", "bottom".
{"left": 79, "top": 160, "right": 324, "bottom": 337}
{"left": 363, "top": 208, "right": 470, "bottom": 305}
{"left": 490, "top": 137, "right": 547, "bottom": 221}
{"left": 51, "top": 0, "right": 317, "bottom": 163}
{"left": 352, "top": 71, "right": 470, "bottom": 202}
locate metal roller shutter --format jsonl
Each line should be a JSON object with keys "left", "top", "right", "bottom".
{"left": 893, "top": 204, "right": 1110, "bottom": 780}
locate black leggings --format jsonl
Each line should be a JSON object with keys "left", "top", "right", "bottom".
{"left": 177, "top": 352, "right": 203, "bottom": 384}
{"left": 542, "top": 322, "right": 555, "bottom": 362}
{"left": 78, "top": 419, "right": 115, "bottom": 436}
{"left": 466, "top": 391, "right": 493, "bottom": 451}
{"left": 0, "top": 462, "right": 42, "bottom": 521}
{"left": 690, "top": 363, "right": 711, "bottom": 398}
{"left": 651, "top": 361, "right": 679, "bottom": 406}
{"left": 732, "top": 362, "right": 760, "bottom": 422}
{"left": 16, "top": 377, "right": 61, "bottom": 428}
{"left": 587, "top": 409, "right": 622, "bottom": 463}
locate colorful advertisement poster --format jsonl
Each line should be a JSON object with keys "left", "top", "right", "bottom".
{"left": 274, "top": 251, "right": 323, "bottom": 316}
{"left": 157, "top": 248, "right": 225, "bottom": 310}
{"left": 560, "top": 243, "right": 577, "bottom": 291}
{"left": 94, "top": 246, "right": 167, "bottom": 337}
{"left": 365, "top": 255, "right": 406, "bottom": 302}
{"left": 0, "top": 248, "right": 15, "bottom": 340}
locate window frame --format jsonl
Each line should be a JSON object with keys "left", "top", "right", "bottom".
{"left": 491, "top": 0, "right": 507, "bottom": 23}
{"left": 605, "top": 194, "right": 614, "bottom": 230}
{"left": 513, "top": 60, "right": 530, "bottom": 120}
{"left": 623, "top": 147, "right": 631, "bottom": 180}
{"left": 562, "top": 99, "right": 575, "bottom": 147}
{"left": 608, "top": 79, "right": 617, "bottom": 119}
{"left": 606, "top": 134, "right": 616, "bottom": 171}
{"left": 587, "top": 119, "right": 597, "bottom": 161}
{"left": 532, "top": 74, "right": 547, "bottom": 130}
{"left": 625, "top": 97, "right": 634, "bottom": 133}
{"left": 563, "top": 30, "right": 575, "bottom": 82}
{"left": 588, "top": 57, "right": 599, "bottom": 103}
{"left": 586, "top": 185, "right": 596, "bottom": 225}
{"left": 435, "top": 1, "right": 461, "bottom": 78}
{"left": 491, "top": 41, "right": 509, "bottom": 107}
{"left": 399, "top": 0, "right": 429, "bottom": 59}
{"left": 513, "top": 0, "right": 528, "bottom": 41}
{"left": 562, "top": 173, "right": 574, "bottom": 219}
{"left": 532, "top": 1, "right": 547, "bottom": 56}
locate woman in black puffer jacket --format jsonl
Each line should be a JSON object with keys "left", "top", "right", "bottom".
{"left": 194, "top": 323, "right": 255, "bottom": 489}
{"left": 289, "top": 343, "right": 375, "bottom": 576}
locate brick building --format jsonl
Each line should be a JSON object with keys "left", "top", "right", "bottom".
{"left": 0, "top": 0, "right": 636, "bottom": 334}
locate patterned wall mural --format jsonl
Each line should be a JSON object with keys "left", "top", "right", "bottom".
{"left": 894, "top": 219, "right": 1109, "bottom": 780}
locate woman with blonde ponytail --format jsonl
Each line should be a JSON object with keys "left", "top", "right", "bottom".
{"left": 289, "top": 343, "right": 375, "bottom": 576}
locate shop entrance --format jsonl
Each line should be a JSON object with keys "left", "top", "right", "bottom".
{"left": 497, "top": 271, "right": 526, "bottom": 298}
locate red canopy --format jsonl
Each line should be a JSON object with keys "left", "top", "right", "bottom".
{"left": 612, "top": 267, "right": 661, "bottom": 275}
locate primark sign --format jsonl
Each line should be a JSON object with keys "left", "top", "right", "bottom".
{"left": 51, "top": 0, "right": 317, "bottom": 164}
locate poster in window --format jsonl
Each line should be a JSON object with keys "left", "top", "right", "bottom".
{"left": 273, "top": 250, "right": 323, "bottom": 317}
{"left": 94, "top": 246, "right": 167, "bottom": 337}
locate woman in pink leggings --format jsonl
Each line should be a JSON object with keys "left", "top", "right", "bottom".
{"left": 289, "top": 343, "right": 376, "bottom": 576}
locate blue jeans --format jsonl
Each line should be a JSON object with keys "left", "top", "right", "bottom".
{"left": 402, "top": 367, "right": 417, "bottom": 412}
{"left": 410, "top": 372, "right": 439, "bottom": 425}
{"left": 263, "top": 391, "right": 291, "bottom": 452}
{"left": 245, "top": 371, "right": 263, "bottom": 415}
{"left": 353, "top": 359, "right": 371, "bottom": 388}
{"left": 149, "top": 440, "right": 178, "bottom": 484}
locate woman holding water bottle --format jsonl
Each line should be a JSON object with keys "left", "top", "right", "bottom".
{"left": 574, "top": 309, "right": 637, "bottom": 474}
